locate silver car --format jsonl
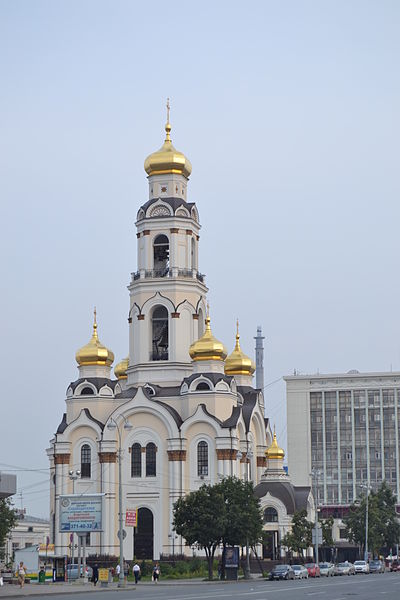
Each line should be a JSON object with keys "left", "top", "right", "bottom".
{"left": 292, "top": 565, "right": 309, "bottom": 579}
{"left": 336, "top": 562, "right": 356, "bottom": 576}
{"left": 319, "top": 562, "right": 335, "bottom": 577}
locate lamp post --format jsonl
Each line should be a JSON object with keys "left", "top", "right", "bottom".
{"left": 107, "top": 416, "right": 133, "bottom": 588}
{"left": 237, "top": 447, "right": 253, "bottom": 579}
{"left": 68, "top": 470, "right": 80, "bottom": 568}
{"left": 168, "top": 533, "right": 177, "bottom": 564}
{"left": 360, "top": 483, "right": 371, "bottom": 561}
{"left": 310, "top": 469, "right": 321, "bottom": 565}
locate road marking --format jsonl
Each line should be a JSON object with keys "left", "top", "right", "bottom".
{"left": 307, "top": 593, "right": 326, "bottom": 596}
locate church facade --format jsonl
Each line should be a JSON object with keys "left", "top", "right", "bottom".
{"left": 47, "top": 112, "right": 312, "bottom": 560}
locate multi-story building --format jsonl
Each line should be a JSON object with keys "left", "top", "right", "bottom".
{"left": 286, "top": 371, "right": 400, "bottom": 505}
{"left": 3, "top": 513, "right": 49, "bottom": 564}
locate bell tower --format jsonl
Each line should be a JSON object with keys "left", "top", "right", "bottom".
{"left": 127, "top": 103, "right": 208, "bottom": 386}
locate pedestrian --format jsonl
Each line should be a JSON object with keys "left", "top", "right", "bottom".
{"left": 115, "top": 563, "right": 121, "bottom": 578}
{"left": 152, "top": 562, "right": 160, "bottom": 583}
{"left": 17, "top": 562, "right": 26, "bottom": 588}
{"left": 92, "top": 564, "right": 99, "bottom": 586}
{"left": 133, "top": 562, "right": 141, "bottom": 584}
{"left": 217, "top": 562, "right": 222, "bottom": 580}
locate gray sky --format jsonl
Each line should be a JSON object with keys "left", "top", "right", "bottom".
{"left": 1, "top": 1, "right": 399, "bottom": 517}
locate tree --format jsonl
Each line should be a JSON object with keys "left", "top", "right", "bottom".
{"left": 344, "top": 482, "right": 400, "bottom": 557}
{"left": 0, "top": 498, "right": 17, "bottom": 559}
{"left": 281, "top": 509, "right": 313, "bottom": 558}
{"left": 173, "top": 484, "right": 226, "bottom": 579}
{"left": 321, "top": 516, "right": 334, "bottom": 547}
{"left": 215, "top": 477, "right": 263, "bottom": 577}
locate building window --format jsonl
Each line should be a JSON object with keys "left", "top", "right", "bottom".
{"left": 80, "top": 387, "right": 94, "bottom": 395}
{"left": 153, "top": 234, "right": 169, "bottom": 276}
{"left": 131, "top": 443, "right": 142, "bottom": 477}
{"left": 81, "top": 444, "right": 91, "bottom": 478}
{"left": 339, "top": 529, "right": 347, "bottom": 539}
{"left": 264, "top": 507, "right": 278, "bottom": 523}
{"left": 146, "top": 443, "right": 156, "bottom": 477}
{"left": 85, "top": 533, "right": 90, "bottom": 546}
{"left": 151, "top": 305, "right": 168, "bottom": 361}
{"left": 196, "top": 381, "right": 211, "bottom": 391}
{"left": 27, "top": 526, "right": 33, "bottom": 532}
{"left": 197, "top": 441, "right": 208, "bottom": 477}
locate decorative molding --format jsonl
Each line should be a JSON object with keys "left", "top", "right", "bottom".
{"left": 150, "top": 205, "right": 171, "bottom": 218}
{"left": 171, "top": 312, "right": 180, "bottom": 319}
{"left": 216, "top": 449, "right": 237, "bottom": 460}
{"left": 257, "top": 456, "right": 267, "bottom": 467}
{"left": 143, "top": 230, "right": 150, "bottom": 236}
{"left": 54, "top": 454, "right": 70, "bottom": 465}
{"left": 170, "top": 228, "right": 179, "bottom": 234}
{"left": 186, "top": 229, "right": 192, "bottom": 236}
{"left": 136, "top": 233, "right": 141, "bottom": 238}
{"left": 137, "top": 315, "right": 145, "bottom": 321}
{"left": 196, "top": 235, "right": 200, "bottom": 241}
{"left": 98, "top": 452, "right": 117, "bottom": 464}
{"left": 240, "top": 452, "right": 248, "bottom": 464}
{"left": 192, "top": 314, "right": 199, "bottom": 320}
{"left": 168, "top": 450, "right": 187, "bottom": 461}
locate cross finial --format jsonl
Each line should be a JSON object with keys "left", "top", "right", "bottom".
{"left": 166, "top": 97, "right": 170, "bottom": 123}
{"left": 236, "top": 319, "right": 239, "bottom": 336}
{"left": 94, "top": 306, "right": 97, "bottom": 324}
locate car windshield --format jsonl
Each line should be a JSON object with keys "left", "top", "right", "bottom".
{"left": 292, "top": 566, "right": 301, "bottom": 570}
{"left": 338, "top": 563, "right": 348, "bottom": 567}
{"left": 275, "top": 566, "right": 287, "bottom": 571}
{"left": 319, "top": 563, "right": 329, "bottom": 568}
{"left": 370, "top": 561, "right": 380, "bottom": 565}
{"left": 354, "top": 561, "right": 365, "bottom": 565}
{"left": 305, "top": 563, "right": 315, "bottom": 568}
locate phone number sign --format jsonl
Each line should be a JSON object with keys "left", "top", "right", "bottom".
{"left": 59, "top": 495, "right": 103, "bottom": 532}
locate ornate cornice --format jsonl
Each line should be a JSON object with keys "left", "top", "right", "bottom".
{"left": 167, "top": 450, "right": 186, "bottom": 461}
{"left": 98, "top": 452, "right": 117, "bottom": 464}
{"left": 54, "top": 454, "right": 70, "bottom": 465}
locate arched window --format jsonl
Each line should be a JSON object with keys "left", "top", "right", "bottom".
{"left": 81, "top": 444, "right": 91, "bottom": 478}
{"left": 146, "top": 443, "right": 156, "bottom": 477}
{"left": 80, "top": 387, "right": 94, "bottom": 395}
{"left": 131, "top": 443, "right": 142, "bottom": 477}
{"left": 264, "top": 507, "right": 278, "bottom": 523}
{"left": 151, "top": 306, "right": 168, "bottom": 361}
{"left": 153, "top": 234, "right": 169, "bottom": 276}
{"left": 197, "top": 441, "right": 208, "bottom": 477}
{"left": 196, "top": 381, "right": 210, "bottom": 391}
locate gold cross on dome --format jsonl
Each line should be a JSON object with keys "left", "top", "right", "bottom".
{"left": 166, "top": 97, "right": 170, "bottom": 123}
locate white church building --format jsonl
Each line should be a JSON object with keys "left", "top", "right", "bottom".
{"left": 47, "top": 110, "right": 312, "bottom": 561}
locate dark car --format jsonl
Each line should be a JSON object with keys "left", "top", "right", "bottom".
{"left": 269, "top": 565, "right": 295, "bottom": 580}
{"left": 369, "top": 560, "right": 385, "bottom": 574}
{"left": 389, "top": 560, "right": 400, "bottom": 572}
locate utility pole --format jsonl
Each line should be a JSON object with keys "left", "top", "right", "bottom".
{"left": 360, "top": 484, "right": 371, "bottom": 561}
{"left": 311, "top": 469, "right": 320, "bottom": 565}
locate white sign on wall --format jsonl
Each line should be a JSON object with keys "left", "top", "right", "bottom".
{"left": 59, "top": 494, "right": 103, "bottom": 533}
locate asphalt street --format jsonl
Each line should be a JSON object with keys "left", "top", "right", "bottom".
{"left": 2, "top": 573, "right": 400, "bottom": 600}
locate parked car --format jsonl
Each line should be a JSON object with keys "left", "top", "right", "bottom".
{"left": 354, "top": 560, "right": 369, "bottom": 574}
{"left": 390, "top": 560, "right": 400, "bottom": 572}
{"left": 319, "top": 562, "right": 335, "bottom": 577}
{"left": 305, "top": 563, "right": 320, "bottom": 577}
{"left": 292, "top": 565, "right": 309, "bottom": 579}
{"left": 369, "top": 560, "right": 385, "bottom": 574}
{"left": 66, "top": 565, "right": 93, "bottom": 581}
{"left": 269, "top": 565, "right": 295, "bottom": 580}
{"left": 336, "top": 562, "right": 356, "bottom": 576}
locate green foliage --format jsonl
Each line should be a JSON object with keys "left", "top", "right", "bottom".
{"left": 0, "top": 499, "right": 17, "bottom": 549}
{"left": 321, "top": 516, "right": 334, "bottom": 546}
{"left": 344, "top": 482, "right": 400, "bottom": 556}
{"left": 281, "top": 509, "right": 313, "bottom": 556}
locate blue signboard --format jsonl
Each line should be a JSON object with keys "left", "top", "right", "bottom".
{"left": 59, "top": 495, "right": 103, "bottom": 532}
{"left": 225, "top": 546, "right": 239, "bottom": 568}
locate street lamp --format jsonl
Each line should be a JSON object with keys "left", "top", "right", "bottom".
{"left": 68, "top": 470, "right": 80, "bottom": 567}
{"left": 360, "top": 483, "right": 371, "bottom": 561}
{"left": 237, "top": 447, "right": 253, "bottom": 579}
{"left": 310, "top": 469, "right": 321, "bottom": 565}
{"left": 107, "top": 415, "right": 133, "bottom": 588}
{"left": 168, "top": 533, "right": 177, "bottom": 564}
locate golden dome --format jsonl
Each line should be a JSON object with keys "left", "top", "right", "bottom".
{"left": 75, "top": 309, "right": 114, "bottom": 367}
{"left": 189, "top": 311, "right": 227, "bottom": 362}
{"left": 144, "top": 101, "right": 192, "bottom": 179}
{"left": 266, "top": 430, "right": 285, "bottom": 460}
{"left": 224, "top": 321, "right": 256, "bottom": 376}
{"left": 114, "top": 356, "right": 129, "bottom": 380}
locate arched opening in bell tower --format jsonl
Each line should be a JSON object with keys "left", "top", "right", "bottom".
{"left": 153, "top": 234, "right": 169, "bottom": 276}
{"left": 151, "top": 305, "right": 169, "bottom": 361}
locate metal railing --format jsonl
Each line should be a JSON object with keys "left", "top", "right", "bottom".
{"left": 131, "top": 269, "right": 205, "bottom": 283}
{"left": 150, "top": 350, "right": 169, "bottom": 361}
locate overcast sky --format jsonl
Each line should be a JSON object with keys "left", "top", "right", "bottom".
{"left": 0, "top": 1, "right": 399, "bottom": 517}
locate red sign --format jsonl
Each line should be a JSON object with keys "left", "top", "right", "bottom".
{"left": 125, "top": 509, "right": 137, "bottom": 527}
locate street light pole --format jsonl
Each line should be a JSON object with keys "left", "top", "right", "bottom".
{"left": 360, "top": 484, "right": 371, "bottom": 561}
{"left": 311, "top": 469, "right": 320, "bottom": 565}
{"left": 107, "top": 416, "right": 132, "bottom": 589}
{"left": 68, "top": 470, "right": 80, "bottom": 568}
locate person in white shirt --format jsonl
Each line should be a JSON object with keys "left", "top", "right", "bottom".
{"left": 133, "top": 563, "right": 141, "bottom": 584}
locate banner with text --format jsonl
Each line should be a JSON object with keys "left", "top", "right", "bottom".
{"left": 59, "top": 494, "right": 103, "bottom": 533}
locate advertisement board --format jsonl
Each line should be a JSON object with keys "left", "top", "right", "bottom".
{"left": 59, "top": 494, "right": 103, "bottom": 532}
{"left": 125, "top": 509, "right": 137, "bottom": 527}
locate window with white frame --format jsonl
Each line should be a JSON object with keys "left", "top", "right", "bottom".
{"left": 197, "top": 441, "right": 208, "bottom": 477}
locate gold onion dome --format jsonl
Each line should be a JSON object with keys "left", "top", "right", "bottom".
{"left": 224, "top": 321, "right": 256, "bottom": 376}
{"left": 144, "top": 99, "right": 192, "bottom": 178}
{"left": 189, "top": 310, "right": 227, "bottom": 362}
{"left": 75, "top": 309, "right": 114, "bottom": 367}
{"left": 266, "top": 430, "right": 285, "bottom": 460}
{"left": 114, "top": 357, "right": 129, "bottom": 380}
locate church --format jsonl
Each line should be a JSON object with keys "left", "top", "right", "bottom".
{"left": 47, "top": 108, "right": 312, "bottom": 561}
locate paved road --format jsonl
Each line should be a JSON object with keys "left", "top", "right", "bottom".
{"left": 1, "top": 573, "right": 400, "bottom": 599}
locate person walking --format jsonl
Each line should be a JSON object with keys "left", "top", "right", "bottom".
{"left": 17, "top": 562, "right": 26, "bottom": 588}
{"left": 152, "top": 563, "right": 160, "bottom": 583}
{"left": 133, "top": 562, "right": 141, "bottom": 584}
{"left": 115, "top": 563, "right": 121, "bottom": 578}
{"left": 92, "top": 564, "right": 99, "bottom": 586}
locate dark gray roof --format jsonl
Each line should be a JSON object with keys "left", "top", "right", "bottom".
{"left": 254, "top": 481, "right": 311, "bottom": 515}
{"left": 114, "top": 387, "right": 138, "bottom": 400}
{"left": 82, "top": 408, "right": 104, "bottom": 431}
{"left": 222, "top": 406, "right": 241, "bottom": 428}
{"left": 138, "top": 197, "right": 195, "bottom": 219}
{"left": 182, "top": 373, "right": 233, "bottom": 387}
{"left": 152, "top": 399, "right": 183, "bottom": 428}
{"left": 240, "top": 390, "right": 258, "bottom": 433}
{"left": 56, "top": 413, "right": 68, "bottom": 434}
{"left": 68, "top": 377, "right": 118, "bottom": 394}
{"left": 56, "top": 408, "right": 104, "bottom": 435}
{"left": 152, "top": 385, "right": 181, "bottom": 398}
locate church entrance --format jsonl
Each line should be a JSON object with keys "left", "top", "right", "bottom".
{"left": 134, "top": 508, "right": 154, "bottom": 559}
{"left": 262, "top": 530, "right": 279, "bottom": 560}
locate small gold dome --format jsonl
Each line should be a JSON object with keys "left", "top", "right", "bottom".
{"left": 75, "top": 309, "right": 114, "bottom": 367}
{"left": 224, "top": 321, "right": 255, "bottom": 376}
{"left": 266, "top": 430, "right": 285, "bottom": 460}
{"left": 144, "top": 110, "right": 192, "bottom": 178}
{"left": 189, "top": 312, "right": 227, "bottom": 362}
{"left": 114, "top": 357, "right": 129, "bottom": 380}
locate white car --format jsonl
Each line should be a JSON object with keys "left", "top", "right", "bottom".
{"left": 354, "top": 560, "right": 369, "bottom": 574}
{"left": 292, "top": 565, "right": 309, "bottom": 579}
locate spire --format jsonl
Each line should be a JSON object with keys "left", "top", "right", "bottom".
{"left": 165, "top": 97, "right": 171, "bottom": 142}
{"left": 93, "top": 306, "right": 98, "bottom": 339}
{"left": 254, "top": 325, "right": 265, "bottom": 389}
{"left": 225, "top": 319, "right": 255, "bottom": 376}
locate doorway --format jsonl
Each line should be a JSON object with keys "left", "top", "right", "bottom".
{"left": 134, "top": 508, "right": 154, "bottom": 559}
